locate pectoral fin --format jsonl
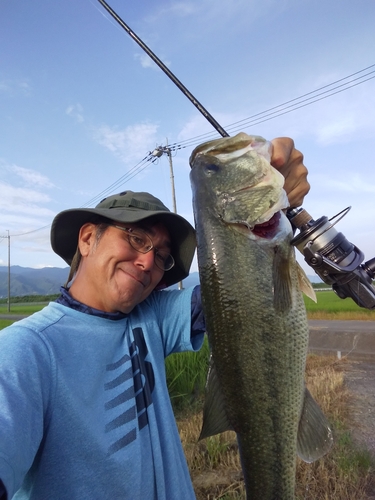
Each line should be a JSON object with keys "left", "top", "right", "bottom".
{"left": 297, "top": 387, "right": 333, "bottom": 462}
{"left": 273, "top": 249, "right": 293, "bottom": 312}
{"left": 297, "top": 263, "right": 317, "bottom": 302}
{"left": 199, "top": 357, "right": 233, "bottom": 440}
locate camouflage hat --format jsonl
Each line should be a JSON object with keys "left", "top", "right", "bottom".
{"left": 50, "top": 191, "right": 196, "bottom": 288}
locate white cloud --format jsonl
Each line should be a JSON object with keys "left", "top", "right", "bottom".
{"left": 314, "top": 175, "right": 375, "bottom": 194}
{"left": 177, "top": 110, "right": 244, "bottom": 143}
{"left": 0, "top": 182, "right": 51, "bottom": 205}
{"left": 134, "top": 52, "right": 171, "bottom": 70}
{"left": 145, "top": 1, "right": 198, "bottom": 23}
{"left": 0, "top": 79, "right": 31, "bottom": 95}
{"left": 145, "top": 0, "right": 294, "bottom": 39}
{"left": 66, "top": 103, "right": 84, "bottom": 123}
{"left": 0, "top": 182, "right": 55, "bottom": 238}
{"left": 177, "top": 114, "right": 213, "bottom": 141}
{"left": 8, "top": 165, "right": 54, "bottom": 188}
{"left": 0, "top": 164, "right": 54, "bottom": 238}
{"left": 160, "top": 2, "right": 197, "bottom": 17}
{"left": 315, "top": 119, "right": 356, "bottom": 145}
{"left": 19, "top": 244, "right": 52, "bottom": 255}
{"left": 134, "top": 53, "right": 154, "bottom": 69}
{"left": 266, "top": 77, "right": 375, "bottom": 146}
{"left": 93, "top": 122, "right": 160, "bottom": 163}
{"left": 0, "top": 82, "right": 9, "bottom": 92}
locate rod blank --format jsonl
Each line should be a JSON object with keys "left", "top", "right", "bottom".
{"left": 97, "top": 0, "right": 229, "bottom": 138}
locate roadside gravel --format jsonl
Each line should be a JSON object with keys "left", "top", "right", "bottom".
{"left": 343, "top": 356, "right": 375, "bottom": 498}
{"left": 344, "top": 357, "right": 375, "bottom": 455}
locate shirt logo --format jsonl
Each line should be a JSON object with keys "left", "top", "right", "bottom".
{"left": 104, "top": 327, "right": 155, "bottom": 455}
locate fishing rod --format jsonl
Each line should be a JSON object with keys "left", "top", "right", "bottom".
{"left": 96, "top": 1, "right": 375, "bottom": 309}
{"left": 96, "top": 0, "right": 229, "bottom": 138}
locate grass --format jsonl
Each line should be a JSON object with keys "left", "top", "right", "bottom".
{"left": 0, "top": 294, "right": 59, "bottom": 305}
{"left": 304, "top": 291, "right": 375, "bottom": 321}
{"left": 0, "top": 319, "right": 15, "bottom": 329}
{"left": 2, "top": 290, "right": 375, "bottom": 321}
{"left": 177, "top": 354, "right": 375, "bottom": 499}
{"left": 166, "top": 340, "right": 210, "bottom": 411}
{"left": 295, "top": 355, "right": 375, "bottom": 499}
{"left": 0, "top": 304, "right": 48, "bottom": 315}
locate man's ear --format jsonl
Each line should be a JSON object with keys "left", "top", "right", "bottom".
{"left": 78, "top": 223, "right": 97, "bottom": 257}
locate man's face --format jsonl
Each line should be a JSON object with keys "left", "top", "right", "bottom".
{"left": 70, "top": 221, "right": 171, "bottom": 313}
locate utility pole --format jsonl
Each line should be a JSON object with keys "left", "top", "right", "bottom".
{"left": 165, "top": 142, "right": 177, "bottom": 214}
{"left": 151, "top": 140, "right": 183, "bottom": 290}
{"left": 7, "top": 230, "right": 10, "bottom": 313}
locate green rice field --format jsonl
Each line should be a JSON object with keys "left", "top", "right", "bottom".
{"left": 304, "top": 290, "right": 375, "bottom": 320}
{"left": 0, "top": 289, "right": 374, "bottom": 331}
{"left": 1, "top": 290, "right": 374, "bottom": 320}
{"left": 0, "top": 303, "right": 49, "bottom": 315}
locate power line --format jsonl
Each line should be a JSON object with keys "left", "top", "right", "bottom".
{"left": 2, "top": 63, "right": 374, "bottom": 239}
{"left": 167, "top": 65, "right": 375, "bottom": 151}
{"left": 225, "top": 74, "right": 375, "bottom": 135}
{"left": 9, "top": 225, "right": 51, "bottom": 237}
{"left": 80, "top": 153, "right": 154, "bottom": 207}
{"left": 0, "top": 155, "right": 156, "bottom": 238}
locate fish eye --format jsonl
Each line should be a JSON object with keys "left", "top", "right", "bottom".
{"left": 204, "top": 163, "right": 220, "bottom": 176}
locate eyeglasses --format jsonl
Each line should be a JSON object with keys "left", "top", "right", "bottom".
{"left": 111, "top": 225, "right": 175, "bottom": 272}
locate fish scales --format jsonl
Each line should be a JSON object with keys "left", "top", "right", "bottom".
{"left": 195, "top": 199, "right": 306, "bottom": 498}
{"left": 189, "top": 133, "right": 332, "bottom": 499}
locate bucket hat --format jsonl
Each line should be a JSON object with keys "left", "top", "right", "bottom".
{"left": 51, "top": 191, "right": 196, "bottom": 288}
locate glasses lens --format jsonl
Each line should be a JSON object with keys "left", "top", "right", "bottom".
{"left": 127, "top": 230, "right": 153, "bottom": 253}
{"left": 155, "top": 252, "right": 175, "bottom": 271}
{"left": 114, "top": 226, "right": 175, "bottom": 272}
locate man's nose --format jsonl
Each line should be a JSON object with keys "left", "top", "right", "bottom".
{"left": 134, "top": 250, "right": 155, "bottom": 270}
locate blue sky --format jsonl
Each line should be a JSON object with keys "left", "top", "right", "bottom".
{"left": 1, "top": 0, "right": 375, "bottom": 277}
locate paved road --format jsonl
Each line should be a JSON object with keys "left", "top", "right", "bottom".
{"left": 308, "top": 320, "right": 375, "bottom": 357}
{"left": 1, "top": 315, "right": 375, "bottom": 357}
{"left": 0, "top": 314, "right": 28, "bottom": 321}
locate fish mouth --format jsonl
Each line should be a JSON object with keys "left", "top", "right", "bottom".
{"left": 252, "top": 211, "right": 281, "bottom": 239}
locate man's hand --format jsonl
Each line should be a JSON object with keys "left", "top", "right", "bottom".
{"left": 271, "top": 137, "right": 310, "bottom": 207}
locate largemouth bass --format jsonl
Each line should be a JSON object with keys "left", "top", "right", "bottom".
{"left": 189, "top": 133, "right": 333, "bottom": 499}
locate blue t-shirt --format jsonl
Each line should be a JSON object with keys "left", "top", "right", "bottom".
{"left": 0, "top": 288, "right": 203, "bottom": 499}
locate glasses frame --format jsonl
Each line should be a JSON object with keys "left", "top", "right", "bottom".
{"left": 111, "top": 224, "right": 175, "bottom": 272}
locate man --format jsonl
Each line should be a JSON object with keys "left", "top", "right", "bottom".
{"left": 0, "top": 139, "right": 309, "bottom": 499}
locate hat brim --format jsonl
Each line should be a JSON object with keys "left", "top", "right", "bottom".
{"left": 51, "top": 207, "right": 196, "bottom": 288}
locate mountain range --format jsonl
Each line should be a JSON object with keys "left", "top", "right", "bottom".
{"left": 0, "top": 266, "right": 322, "bottom": 297}
{"left": 0, "top": 266, "right": 69, "bottom": 297}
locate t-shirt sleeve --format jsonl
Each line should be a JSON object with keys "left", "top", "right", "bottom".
{"left": 0, "top": 324, "right": 53, "bottom": 497}
{"left": 146, "top": 288, "right": 204, "bottom": 356}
